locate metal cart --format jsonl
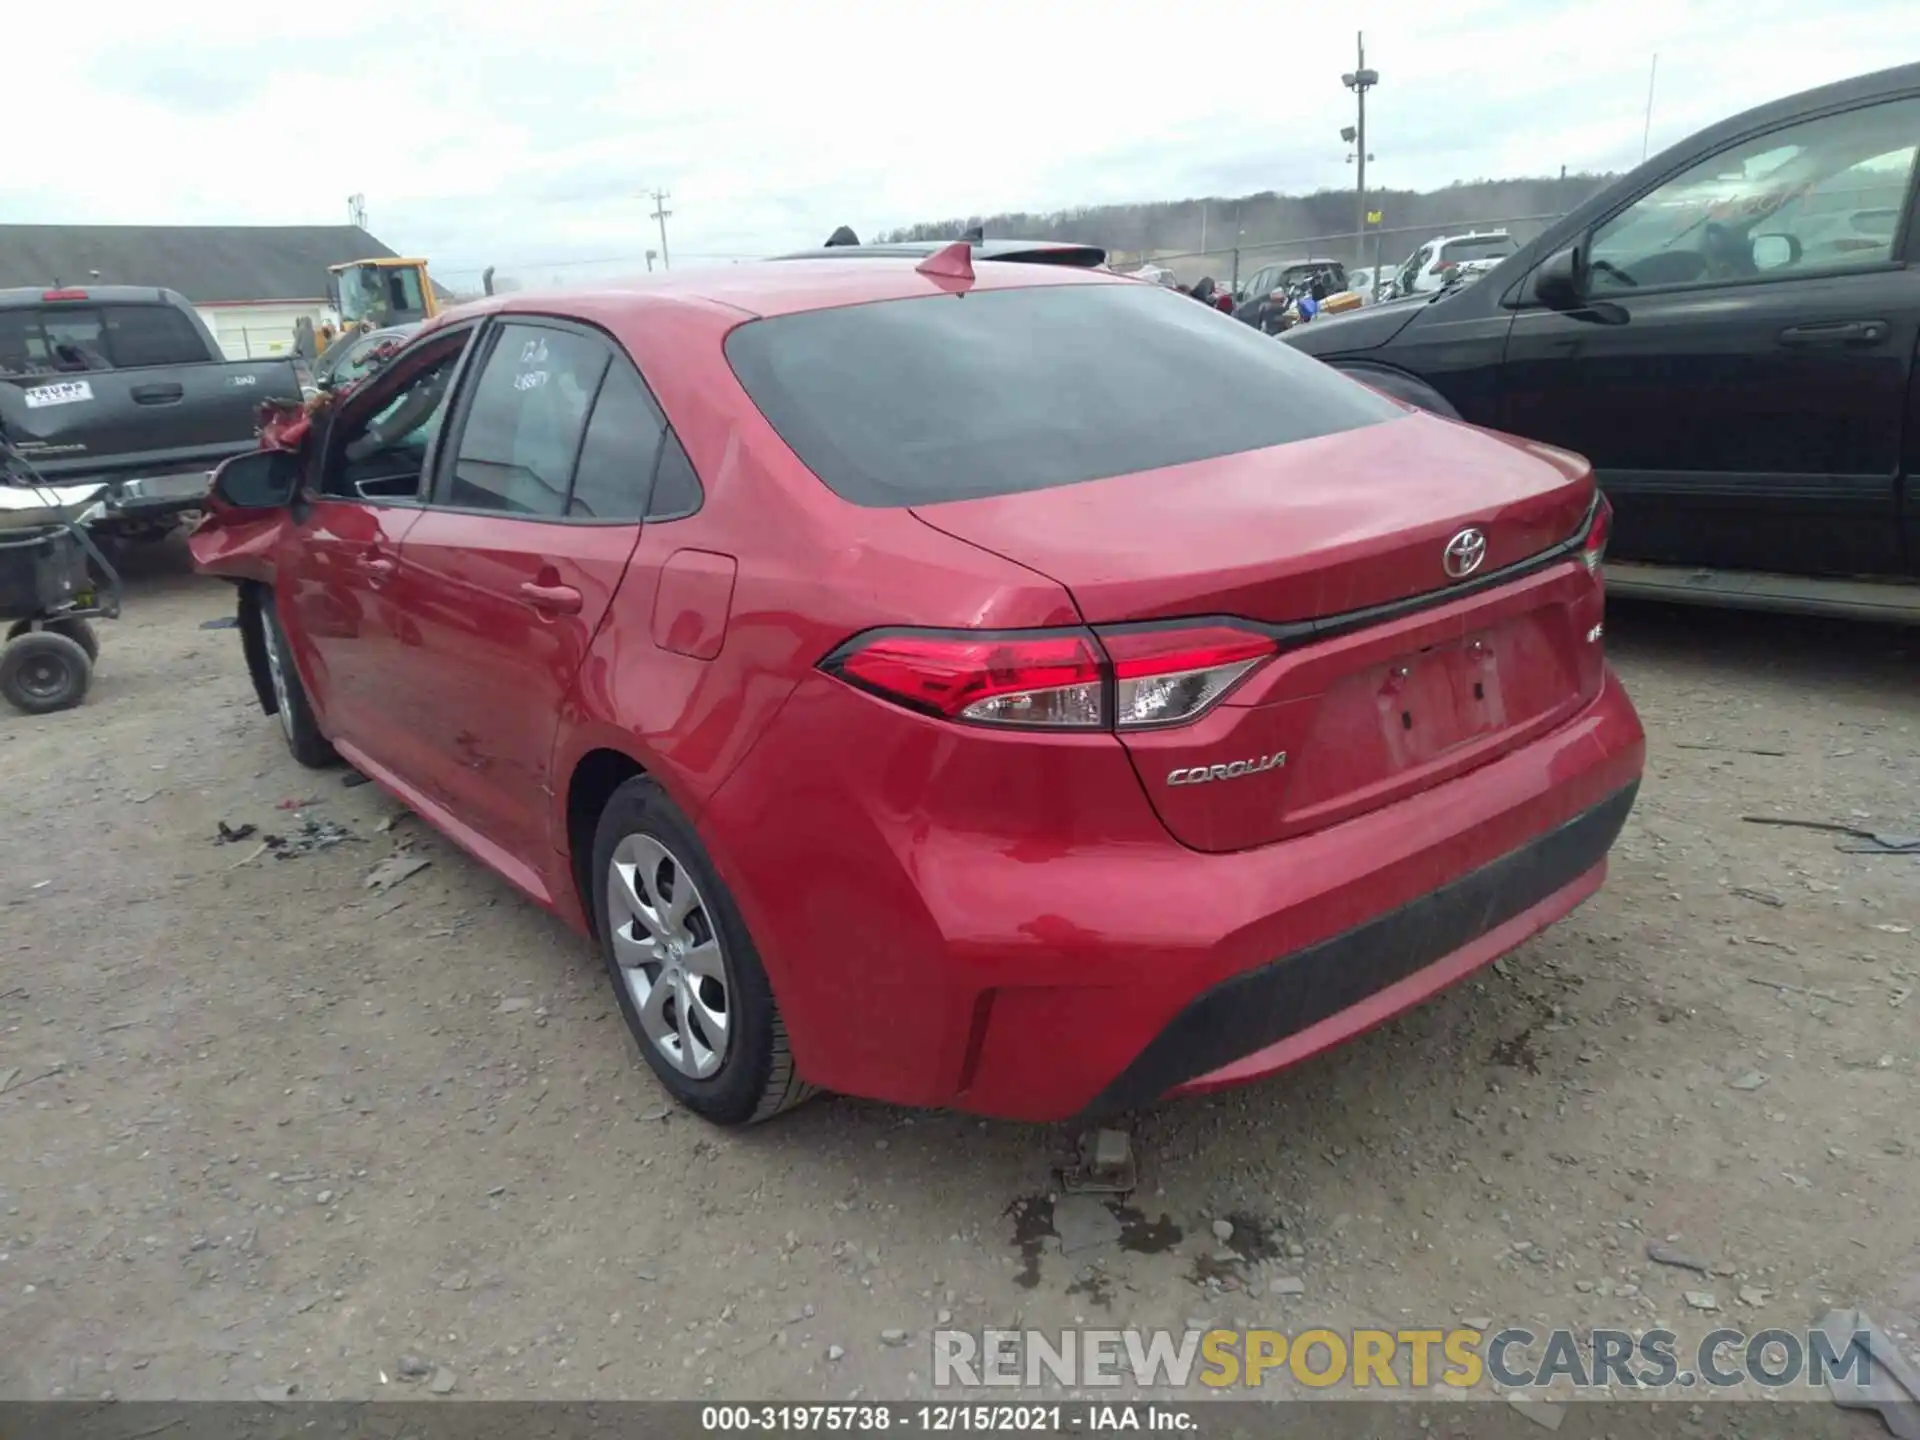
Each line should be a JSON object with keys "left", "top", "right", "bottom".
{"left": 0, "top": 448, "right": 122, "bottom": 715}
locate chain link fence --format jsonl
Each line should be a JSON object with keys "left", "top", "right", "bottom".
{"left": 1105, "top": 212, "right": 1567, "bottom": 291}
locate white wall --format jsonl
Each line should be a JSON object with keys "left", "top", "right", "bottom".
{"left": 197, "top": 302, "right": 335, "bottom": 361}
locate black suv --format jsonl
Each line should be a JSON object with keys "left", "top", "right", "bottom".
{"left": 1285, "top": 62, "right": 1920, "bottom": 621}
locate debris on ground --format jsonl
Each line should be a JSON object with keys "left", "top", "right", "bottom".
{"left": 1684, "top": 1290, "right": 1718, "bottom": 1311}
{"left": 214, "top": 820, "right": 256, "bottom": 844}
{"left": 1052, "top": 1195, "right": 1121, "bottom": 1256}
{"left": 278, "top": 818, "right": 357, "bottom": 857}
{"left": 1646, "top": 1242, "right": 1715, "bottom": 1275}
{"left": 497, "top": 997, "right": 534, "bottom": 1015}
{"left": 1730, "top": 887, "right": 1785, "bottom": 907}
{"left": 365, "top": 855, "right": 431, "bottom": 892}
{"left": 1271, "top": 1276, "right": 1305, "bottom": 1296}
{"left": 199, "top": 616, "right": 240, "bottom": 631}
{"left": 1742, "top": 815, "right": 1920, "bottom": 854}
{"left": 252, "top": 1383, "right": 295, "bottom": 1402}
{"left": 1060, "top": 1128, "right": 1136, "bottom": 1195}
{"left": 429, "top": 1367, "right": 458, "bottom": 1395}
{"left": 1729, "top": 1070, "right": 1770, "bottom": 1091}
{"left": 276, "top": 796, "right": 320, "bottom": 811}
{"left": 396, "top": 1354, "right": 431, "bottom": 1381}
{"left": 1818, "top": 1308, "right": 1920, "bottom": 1439}
{"left": 341, "top": 771, "right": 372, "bottom": 788}
{"left": 1506, "top": 1394, "right": 1564, "bottom": 1431}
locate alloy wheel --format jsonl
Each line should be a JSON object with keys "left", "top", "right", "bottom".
{"left": 607, "top": 834, "right": 732, "bottom": 1079}
{"left": 262, "top": 616, "right": 295, "bottom": 741}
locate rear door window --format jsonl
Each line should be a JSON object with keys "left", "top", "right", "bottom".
{"left": 566, "top": 364, "right": 666, "bottom": 520}
{"left": 100, "top": 304, "right": 209, "bottom": 366}
{"left": 725, "top": 281, "right": 1402, "bottom": 507}
{"left": 440, "top": 323, "right": 610, "bottom": 517}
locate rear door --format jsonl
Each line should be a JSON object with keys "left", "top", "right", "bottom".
{"left": 395, "top": 318, "right": 665, "bottom": 868}
{"left": 1500, "top": 92, "right": 1920, "bottom": 576}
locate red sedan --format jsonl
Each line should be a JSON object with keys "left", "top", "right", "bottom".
{"left": 191, "top": 244, "right": 1644, "bottom": 1125}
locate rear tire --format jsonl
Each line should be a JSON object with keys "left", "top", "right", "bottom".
{"left": 6, "top": 617, "right": 99, "bottom": 663}
{"left": 591, "top": 776, "right": 814, "bottom": 1125}
{"left": 1, "top": 631, "right": 92, "bottom": 714}
{"left": 258, "top": 592, "right": 337, "bottom": 768}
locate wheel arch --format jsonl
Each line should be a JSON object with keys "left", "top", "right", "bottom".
{"left": 564, "top": 745, "right": 653, "bottom": 939}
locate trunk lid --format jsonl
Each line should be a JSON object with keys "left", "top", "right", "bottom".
{"left": 912, "top": 412, "right": 1606, "bottom": 852}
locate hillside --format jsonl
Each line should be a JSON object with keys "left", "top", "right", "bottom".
{"left": 881, "top": 173, "right": 1617, "bottom": 268}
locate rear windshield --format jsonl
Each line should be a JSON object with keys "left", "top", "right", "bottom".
{"left": 1439, "top": 236, "right": 1514, "bottom": 260}
{"left": 724, "top": 281, "right": 1404, "bottom": 506}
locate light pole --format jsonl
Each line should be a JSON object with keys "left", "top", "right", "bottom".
{"left": 1341, "top": 33, "right": 1379, "bottom": 267}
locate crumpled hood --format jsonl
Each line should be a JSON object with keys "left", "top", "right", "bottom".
{"left": 1282, "top": 293, "right": 1432, "bottom": 356}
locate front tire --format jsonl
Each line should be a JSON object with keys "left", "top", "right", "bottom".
{"left": 591, "top": 776, "right": 813, "bottom": 1125}
{"left": 258, "top": 592, "right": 337, "bottom": 768}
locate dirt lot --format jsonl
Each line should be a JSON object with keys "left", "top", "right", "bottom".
{"left": 2, "top": 539, "right": 1917, "bottom": 1410}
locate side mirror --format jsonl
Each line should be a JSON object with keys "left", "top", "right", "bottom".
{"left": 1531, "top": 243, "right": 1585, "bottom": 310}
{"left": 1751, "top": 233, "right": 1800, "bottom": 271}
{"left": 212, "top": 449, "right": 301, "bottom": 509}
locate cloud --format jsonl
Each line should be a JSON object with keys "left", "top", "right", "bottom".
{"left": 7, "top": 0, "right": 1917, "bottom": 276}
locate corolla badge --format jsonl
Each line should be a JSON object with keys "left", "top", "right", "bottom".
{"left": 1443, "top": 526, "right": 1487, "bottom": 579}
{"left": 1167, "top": 753, "right": 1287, "bottom": 786}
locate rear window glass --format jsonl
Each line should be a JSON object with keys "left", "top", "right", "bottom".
{"left": 724, "top": 282, "right": 1403, "bottom": 506}
{"left": 1440, "top": 236, "right": 1514, "bottom": 259}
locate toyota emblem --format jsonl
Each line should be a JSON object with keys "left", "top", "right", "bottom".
{"left": 1443, "top": 527, "right": 1487, "bottom": 580}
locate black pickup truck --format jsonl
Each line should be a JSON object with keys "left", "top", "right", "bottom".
{"left": 1284, "top": 61, "right": 1920, "bottom": 624}
{"left": 0, "top": 286, "right": 304, "bottom": 540}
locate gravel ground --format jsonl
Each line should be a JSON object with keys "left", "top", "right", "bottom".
{"left": 2, "top": 538, "right": 1916, "bottom": 1412}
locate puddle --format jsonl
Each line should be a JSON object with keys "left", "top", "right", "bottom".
{"left": 1005, "top": 1194, "right": 1055, "bottom": 1290}
{"left": 1491, "top": 1025, "right": 1543, "bottom": 1074}
{"left": 1066, "top": 1270, "right": 1114, "bottom": 1308}
{"left": 1112, "top": 1205, "right": 1182, "bottom": 1254}
{"left": 1219, "top": 1212, "right": 1283, "bottom": 1262}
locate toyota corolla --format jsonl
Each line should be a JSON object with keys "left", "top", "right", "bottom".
{"left": 190, "top": 245, "right": 1645, "bottom": 1125}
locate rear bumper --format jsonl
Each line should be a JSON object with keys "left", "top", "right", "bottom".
{"left": 704, "top": 665, "right": 1645, "bottom": 1121}
{"left": 1095, "top": 782, "right": 1634, "bottom": 1112}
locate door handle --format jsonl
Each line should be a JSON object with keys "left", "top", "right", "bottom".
{"left": 363, "top": 555, "right": 397, "bottom": 582}
{"left": 130, "top": 382, "right": 185, "bottom": 404}
{"left": 1778, "top": 320, "right": 1888, "bottom": 346}
{"left": 519, "top": 581, "right": 583, "bottom": 615}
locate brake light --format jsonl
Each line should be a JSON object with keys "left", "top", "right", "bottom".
{"left": 1099, "top": 624, "right": 1277, "bottom": 730}
{"left": 823, "top": 623, "right": 1277, "bottom": 732}
{"left": 1580, "top": 491, "right": 1613, "bottom": 574}
{"left": 42, "top": 289, "right": 88, "bottom": 301}
{"left": 828, "top": 631, "right": 1105, "bottom": 728}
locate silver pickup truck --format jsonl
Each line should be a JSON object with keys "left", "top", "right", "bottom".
{"left": 0, "top": 285, "right": 305, "bottom": 539}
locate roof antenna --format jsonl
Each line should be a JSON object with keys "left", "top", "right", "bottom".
{"left": 824, "top": 225, "right": 860, "bottom": 247}
{"left": 960, "top": 225, "right": 984, "bottom": 244}
{"left": 914, "top": 240, "right": 974, "bottom": 285}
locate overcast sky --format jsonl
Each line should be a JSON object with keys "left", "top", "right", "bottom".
{"left": 10, "top": 0, "right": 1917, "bottom": 288}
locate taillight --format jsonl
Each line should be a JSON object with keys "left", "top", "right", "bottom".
{"left": 827, "top": 630, "right": 1105, "bottom": 729}
{"left": 1580, "top": 491, "right": 1613, "bottom": 574}
{"left": 41, "top": 288, "right": 88, "bottom": 301}
{"left": 823, "top": 623, "right": 1277, "bottom": 732}
{"left": 1100, "top": 624, "right": 1277, "bottom": 730}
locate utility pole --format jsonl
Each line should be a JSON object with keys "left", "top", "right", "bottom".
{"left": 646, "top": 189, "right": 673, "bottom": 270}
{"left": 347, "top": 193, "right": 368, "bottom": 230}
{"left": 1342, "top": 34, "right": 1379, "bottom": 268}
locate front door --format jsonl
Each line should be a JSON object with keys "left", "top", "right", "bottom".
{"left": 1500, "top": 92, "right": 1920, "bottom": 577}
{"left": 395, "top": 320, "right": 668, "bottom": 876}
{"left": 276, "top": 328, "right": 473, "bottom": 766}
